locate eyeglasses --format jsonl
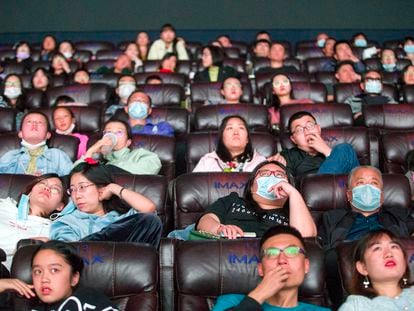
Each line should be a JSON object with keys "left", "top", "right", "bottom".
{"left": 103, "top": 130, "right": 125, "bottom": 137}
{"left": 291, "top": 121, "right": 316, "bottom": 135}
{"left": 36, "top": 180, "right": 62, "bottom": 195}
{"left": 272, "top": 79, "right": 290, "bottom": 87}
{"left": 365, "top": 78, "right": 382, "bottom": 82}
{"left": 257, "top": 170, "right": 287, "bottom": 179}
{"left": 67, "top": 183, "right": 95, "bottom": 195}
{"left": 262, "top": 246, "right": 306, "bottom": 259}
{"left": 223, "top": 83, "right": 242, "bottom": 89}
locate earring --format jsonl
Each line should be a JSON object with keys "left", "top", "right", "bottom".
{"left": 403, "top": 278, "right": 408, "bottom": 286}
{"left": 363, "top": 276, "right": 370, "bottom": 288}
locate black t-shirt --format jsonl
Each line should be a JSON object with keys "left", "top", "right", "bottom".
{"left": 30, "top": 287, "right": 118, "bottom": 311}
{"left": 281, "top": 147, "right": 325, "bottom": 177}
{"left": 201, "top": 192, "right": 289, "bottom": 237}
{"left": 255, "top": 65, "right": 298, "bottom": 76}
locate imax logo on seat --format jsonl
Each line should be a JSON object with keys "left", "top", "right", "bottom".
{"left": 323, "top": 135, "right": 339, "bottom": 143}
{"left": 228, "top": 253, "right": 260, "bottom": 264}
{"left": 214, "top": 181, "right": 246, "bottom": 189}
{"left": 218, "top": 106, "right": 245, "bottom": 115}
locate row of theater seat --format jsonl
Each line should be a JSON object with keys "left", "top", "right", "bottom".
{"left": 6, "top": 228, "right": 414, "bottom": 310}
{"left": 0, "top": 170, "right": 410, "bottom": 235}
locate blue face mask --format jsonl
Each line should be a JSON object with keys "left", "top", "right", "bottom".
{"left": 354, "top": 39, "right": 367, "bottom": 47}
{"left": 404, "top": 44, "right": 414, "bottom": 54}
{"left": 255, "top": 175, "right": 286, "bottom": 201}
{"left": 317, "top": 39, "right": 326, "bottom": 48}
{"left": 382, "top": 63, "right": 396, "bottom": 72}
{"left": 351, "top": 184, "right": 382, "bottom": 212}
{"left": 365, "top": 80, "right": 382, "bottom": 94}
{"left": 128, "top": 101, "right": 149, "bottom": 120}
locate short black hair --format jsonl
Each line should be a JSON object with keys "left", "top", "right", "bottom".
{"left": 259, "top": 225, "right": 307, "bottom": 255}
{"left": 334, "top": 40, "right": 352, "bottom": 54}
{"left": 288, "top": 111, "right": 316, "bottom": 134}
{"left": 362, "top": 70, "right": 382, "bottom": 82}
{"left": 160, "top": 23, "right": 176, "bottom": 33}
{"left": 335, "top": 60, "right": 356, "bottom": 73}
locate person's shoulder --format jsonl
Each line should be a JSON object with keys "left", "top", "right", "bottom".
{"left": 213, "top": 293, "right": 245, "bottom": 310}
{"left": 60, "top": 286, "right": 118, "bottom": 310}
{"left": 338, "top": 294, "right": 372, "bottom": 310}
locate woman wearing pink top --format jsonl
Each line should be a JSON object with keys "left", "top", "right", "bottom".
{"left": 193, "top": 115, "right": 266, "bottom": 172}
{"left": 268, "top": 74, "right": 313, "bottom": 127}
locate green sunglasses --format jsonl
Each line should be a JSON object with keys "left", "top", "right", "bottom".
{"left": 262, "top": 246, "right": 306, "bottom": 258}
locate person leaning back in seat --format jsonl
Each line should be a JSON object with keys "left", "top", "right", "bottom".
{"left": 0, "top": 111, "right": 73, "bottom": 176}
{"left": 213, "top": 225, "right": 330, "bottom": 310}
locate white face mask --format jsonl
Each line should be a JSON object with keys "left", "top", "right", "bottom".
{"left": 62, "top": 51, "right": 73, "bottom": 59}
{"left": 4, "top": 87, "right": 22, "bottom": 99}
{"left": 21, "top": 139, "right": 47, "bottom": 150}
{"left": 118, "top": 84, "right": 136, "bottom": 99}
{"left": 55, "top": 123, "right": 75, "bottom": 135}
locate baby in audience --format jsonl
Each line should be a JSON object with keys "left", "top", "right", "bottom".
{"left": 53, "top": 106, "right": 88, "bottom": 159}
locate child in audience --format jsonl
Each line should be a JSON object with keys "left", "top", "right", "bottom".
{"left": 50, "top": 162, "right": 162, "bottom": 247}
{"left": 53, "top": 106, "right": 88, "bottom": 159}
{"left": 31, "top": 68, "right": 51, "bottom": 91}
{"left": 30, "top": 240, "right": 118, "bottom": 310}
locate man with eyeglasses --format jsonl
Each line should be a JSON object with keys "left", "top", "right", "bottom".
{"left": 344, "top": 70, "right": 397, "bottom": 125}
{"left": 213, "top": 226, "right": 329, "bottom": 310}
{"left": 271, "top": 111, "right": 359, "bottom": 178}
{"left": 0, "top": 112, "right": 72, "bottom": 176}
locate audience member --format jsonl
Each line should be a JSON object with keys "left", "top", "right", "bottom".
{"left": 217, "top": 35, "right": 232, "bottom": 48}
{"left": 97, "top": 54, "right": 133, "bottom": 75}
{"left": 193, "top": 115, "right": 266, "bottom": 172}
{"left": 50, "top": 162, "right": 162, "bottom": 247}
{"left": 31, "top": 67, "right": 51, "bottom": 91}
{"left": 135, "top": 31, "right": 150, "bottom": 61}
{"left": 402, "top": 64, "right": 414, "bottom": 85}
{"left": 402, "top": 37, "right": 414, "bottom": 65}
{"left": 255, "top": 42, "right": 298, "bottom": 75}
{"left": 215, "top": 77, "right": 244, "bottom": 105}
{"left": 252, "top": 39, "right": 271, "bottom": 58}
{"left": 0, "top": 111, "right": 73, "bottom": 176}
{"left": 159, "top": 52, "right": 177, "bottom": 73}
{"left": 50, "top": 53, "right": 71, "bottom": 80}
{"left": 58, "top": 40, "right": 75, "bottom": 61}
{"left": 196, "top": 160, "right": 317, "bottom": 238}
{"left": 335, "top": 61, "right": 361, "bottom": 83}
{"left": 105, "top": 75, "right": 136, "bottom": 118}
{"left": 0, "top": 74, "right": 25, "bottom": 125}
{"left": 14, "top": 41, "right": 32, "bottom": 73}
{"left": 124, "top": 42, "right": 143, "bottom": 72}
{"left": 267, "top": 74, "right": 313, "bottom": 126}
{"left": 255, "top": 31, "right": 272, "bottom": 42}
{"left": 72, "top": 68, "right": 90, "bottom": 84}
{"left": 40, "top": 35, "right": 57, "bottom": 61}
{"left": 145, "top": 74, "right": 163, "bottom": 85}
{"left": 352, "top": 32, "right": 369, "bottom": 48}
{"left": 0, "top": 174, "right": 66, "bottom": 270}
{"left": 344, "top": 70, "right": 396, "bottom": 125}
{"left": 380, "top": 48, "right": 398, "bottom": 73}
{"left": 114, "top": 90, "right": 174, "bottom": 137}
{"left": 30, "top": 241, "right": 118, "bottom": 310}
{"left": 53, "top": 106, "right": 88, "bottom": 159}
{"left": 322, "top": 37, "right": 336, "bottom": 57}
{"left": 147, "top": 23, "right": 189, "bottom": 60}
{"left": 339, "top": 229, "right": 414, "bottom": 311}
{"left": 76, "top": 119, "right": 161, "bottom": 175}
{"left": 193, "top": 45, "right": 239, "bottom": 83}
{"left": 213, "top": 226, "right": 329, "bottom": 310}
{"left": 316, "top": 32, "right": 329, "bottom": 48}
{"left": 322, "top": 41, "right": 365, "bottom": 73}
{"left": 271, "top": 111, "right": 359, "bottom": 177}
{"left": 319, "top": 166, "right": 414, "bottom": 308}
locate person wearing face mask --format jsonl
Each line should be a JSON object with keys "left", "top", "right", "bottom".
{"left": 352, "top": 32, "right": 369, "bottom": 48}
{"left": 318, "top": 165, "right": 414, "bottom": 309}
{"left": 402, "top": 37, "right": 414, "bottom": 65}
{"left": 0, "top": 112, "right": 73, "bottom": 176}
{"left": 105, "top": 75, "right": 137, "bottom": 118}
{"left": 0, "top": 74, "right": 25, "bottom": 128}
{"left": 380, "top": 49, "right": 399, "bottom": 73}
{"left": 196, "top": 160, "right": 317, "bottom": 239}
{"left": 13, "top": 41, "right": 33, "bottom": 73}
{"left": 58, "top": 40, "right": 75, "bottom": 62}
{"left": 344, "top": 70, "right": 397, "bottom": 126}
{"left": 113, "top": 90, "right": 174, "bottom": 137}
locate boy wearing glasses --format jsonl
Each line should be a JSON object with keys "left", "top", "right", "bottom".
{"left": 271, "top": 111, "right": 359, "bottom": 177}
{"left": 344, "top": 70, "right": 397, "bottom": 125}
{"left": 213, "top": 226, "right": 329, "bottom": 310}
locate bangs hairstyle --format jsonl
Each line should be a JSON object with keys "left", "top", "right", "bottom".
{"left": 19, "top": 173, "right": 68, "bottom": 206}
{"left": 70, "top": 163, "right": 129, "bottom": 214}
{"left": 31, "top": 67, "right": 51, "bottom": 88}
{"left": 203, "top": 45, "right": 224, "bottom": 67}
{"left": 31, "top": 240, "right": 84, "bottom": 277}
{"left": 350, "top": 229, "right": 411, "bottom": 297}
{"left": 216, "top": 115, "right": 253, "bottom": 163}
